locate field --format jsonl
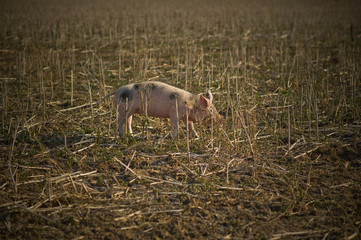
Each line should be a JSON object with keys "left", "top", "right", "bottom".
{"left": 1, "top": 0, "right": 361, "bottom": 239}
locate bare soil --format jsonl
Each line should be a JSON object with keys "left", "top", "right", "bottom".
{"left": 1, "top": 0, "right": 360, "bottom": 239}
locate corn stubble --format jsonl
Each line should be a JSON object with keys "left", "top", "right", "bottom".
{"left": 1, "top": 0, "right": 360, "bottom": 239}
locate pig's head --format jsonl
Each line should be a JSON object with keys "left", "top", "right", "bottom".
{"left": 189, "top": 90, "right": 223, "bottom": 123}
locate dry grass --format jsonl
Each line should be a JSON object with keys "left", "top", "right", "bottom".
{"left": 1, "top": 0, "right": 361, "bottom": 239}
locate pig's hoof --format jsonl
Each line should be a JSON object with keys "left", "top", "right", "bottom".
{"left": 170, "top": 132, "right": 178, "bottom": 139}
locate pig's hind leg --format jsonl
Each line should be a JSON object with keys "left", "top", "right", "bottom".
{"left": 114, "top": 102, "right": 128, "bottom": 138}
{"left": 117, "top": 112, "right": 134, "bottom": 138}
{"left": 116, "top": 115, "right": 126, "bottom": 138}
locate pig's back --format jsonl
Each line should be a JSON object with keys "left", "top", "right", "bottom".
{"left": 114, "top": 81, "right": 197, "bottom": 105}
{"left": 148, "top": 81, "right": 194, "bottom": 100}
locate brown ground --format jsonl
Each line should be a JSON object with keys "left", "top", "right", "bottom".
{"left": 1, "top": 130, "right": 360, "bottom": 239}
{"left": 1, "top": 0, "right": 361, "bottom": 239}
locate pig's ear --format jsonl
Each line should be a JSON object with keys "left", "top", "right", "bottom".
{"left": 199, "top": 95, "right": 210, "bottom": 109}
{"left": 205, "top": 90, "right": 213, "bottom": 101}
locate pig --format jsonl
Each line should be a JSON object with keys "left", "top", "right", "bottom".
{"left": 106, "top": 81, "right": 222, "bottom": 138}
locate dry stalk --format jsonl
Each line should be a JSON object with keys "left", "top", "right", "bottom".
{"left": 39, "top": 69, "right": 46, "bottom": 120}
{"left": 1, "top": 79, "right": 8, "bottom": 129}
{"left": 284, "top": 138, "right": 301, "bottom": 156}
{"left": 17, "top": 170, "right": 98, "bottom": 186}
{"left": 114, "top": 210, "right": 142, "bottom": 221}
{"left": 71, "top": 69, "right": 74, "bottom": 106}
{"left": 210, "top": 104, "right": 214, "bottom": 151}
{"left": 271, "top": 230, "right": 327, "bottom": 239}
{"left": 226, "top": 158, "right": 236, "bottom": 184}
{"left": 4, "top": 196, "right": 56, "bottom": 225}
{"left": 125, "top": 150, "right": 136, "bottom": 172}
{"left": 294, "top": 144, "right": 323, "bottom": 159}
{"left": 73, "top": 143, "right": 96, "bottom": 154}
{"left": 114, "top": 156, "right": 141, "bottom": 179}
{"left": 238, "top": 111, "right": 255, "bottom": 157}
{"left": 81, "top": 182, "right": 93, "bottom": 198}
{"left": 140, "top": 209, "right": 184, "bottom": 215}
{"left": 99, "top": 57, "right": 106, "bottom": 96}
{"left": 107, "top": 98, "right": 113, "bottom": 136}
{"left": 231, "top": 103, "right": 237, "bottom": 150}
{"left": 161, "top": 191, "right": 198, "bottom": 198}
{"left": 186, "top": 109, "right": 190, "bottom": 161}
{"left": 8, "top": 120, "right": 21, "bottom": 193}
{"left": 115, "top": 98, "right": 120, "bottom": 136}
{"left": 239, "top": 110, "right": 258, "bottom": 179}
{"left": 216, "top": 186, "right": 244, "bottom": 191}
{"left": 87, "top": 79, "right": 94, "bottom": 120}
{"left": 175, "top": 96, "right": 179, "bottom": 135}
{"left": 118, "top": 48, "right": 122, "bottom": 80}
{"left": 220, "top": 127, "right": 234, "bottom": 148}
{"left": 125, "top": 97, "right": 128, "bottom": 140}
{"left": 0, "top": 182, "right": 9, "bottom": 190}
{"left": 137, "top": 174, "right": 184, "bottom": 187}
{"left": 59, "top": 102, "right": 94, "bottom": 112}
{"left": 47, "top": 171, "right": 52, "bottom": 207}
{"left": 68, "top": 174, "right": 78, "bottom": 193}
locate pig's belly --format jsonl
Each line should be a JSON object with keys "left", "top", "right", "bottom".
{"left": 134, "top": 104, "right": 172, "bottom": 119}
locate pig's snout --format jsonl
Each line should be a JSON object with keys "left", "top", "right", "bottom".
{"left": 211, "top": 110, "right": 223, "bottom": 123}
{"left": 200, "top": 108, "right": 223, "bottom": 125}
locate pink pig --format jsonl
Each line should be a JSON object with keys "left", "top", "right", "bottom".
{"left": 108, "top": 81, "right": 222, "bottom": 138}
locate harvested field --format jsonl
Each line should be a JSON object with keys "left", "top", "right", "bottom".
{"left": 1, "top": 0, "right": 360, "bottom": 239}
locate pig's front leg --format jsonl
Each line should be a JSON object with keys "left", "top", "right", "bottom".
{"left": 169, "top": 112, "right": 179, "bottom": 138}
{"left": 187, "top": 121, "right": 199, "bottom": 138}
